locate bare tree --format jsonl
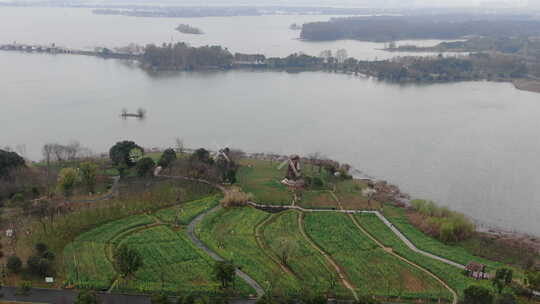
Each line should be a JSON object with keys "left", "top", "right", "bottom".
{"left": 42, "top": 144, "right": 54, "bottom": 195}
{"left": 15, "top": 144, "right": 27, "bottom": 159}
{"left": 307, "top": 152, "right": 323, "bottom": 172}
{"left": 175, "top": 137, "right": 184, "bottom": 153}
{"left": 319, "top": 50, "right": 333, "bottom": 62}
{"left": 276, "top": 238, "right": 297, "bottom": 267}
{"left": 336, "top": 49, "right": 348, "bottom": 64}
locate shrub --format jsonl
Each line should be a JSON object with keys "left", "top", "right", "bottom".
{"left": 158, "top": 148, "right": 177, "bottom": 169}
{"left": 464, "top": 285, "right": 494, "bottom": 304}
{"left": 409, "top": 199, "right": 475, "bottom": 243}
{"left": 27, "top": 255, "right": 52, "bottom": 277}
{"left": 151, "top": 293, "right": 171, "bottom": 304}
{"left": 220, "top": 188, "right": 253, "bottom": 208}
{"left": 75, "top": 290, "right": 98, "bottom": 304}
{"left": 312, "top": 176, "right": 324, "bottom": 187}
{"left": 495, "top": 293, "right": 516, "bottom": 304}
{"left": 7, "top": 256, "right": 22, "bottom": 273}
{"left": 79, "top": 162, "right": 98, "bottom": 193}
{"left": 16, "top": 281, "right": 32, "bottom": 296}
{"left": 57, "top": 168, "right": 79, "bottom": 198}
{"left": 136, "top": 157, "right": 156, "bottom": 177}
{"left": 113, "top": 244, "right": 143, "bottom": 278}
{"left": 35, "top": 242, "right": 48, "bottom": 255}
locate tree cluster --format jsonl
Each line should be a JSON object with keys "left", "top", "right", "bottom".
{"left": 142, "top": 42, "right": 233, "bottom": 70}
{"left": 27, "top": 243, "right": 56, "bottom": 277}
{"left": 301, "top": 15, "right": 540, "bottom": 42}
{"left": 113, "top": 244, "right": 143, "bottom": 278}
{"left": 109, "top": 141, "right": 144, "bottom": 168}
{"left": 0, "top": 149, "right": 25, "bottom": 178}
{"left": 409, "top": 199, "right": 475, "bottom": 243}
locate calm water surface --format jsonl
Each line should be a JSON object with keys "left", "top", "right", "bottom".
{"left": 0, "top": 7, "right": 538, "bottom": 235}
{"left": 0, "top": 7, "right": 458, "bottom": 59}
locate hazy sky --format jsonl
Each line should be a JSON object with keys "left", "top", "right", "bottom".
{"left": 149, "top": 0, "right": 537, "bottom": 8}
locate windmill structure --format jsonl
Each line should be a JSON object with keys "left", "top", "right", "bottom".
{"left": 213, "top": 145, "right": 236, "bottom": 184}
{"left": 213, "top": 146, "right": 231, "bottom": 164}
{"left": 278, "top": 155, "right": 305, "bottom": 204}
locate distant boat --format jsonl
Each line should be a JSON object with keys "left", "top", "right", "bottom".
{"left": 120, "top": 108, "right": 146, "bottom": 119}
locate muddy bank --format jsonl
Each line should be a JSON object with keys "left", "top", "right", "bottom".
{"left": 513, "top": 79, "right": 540, "bottom": 94}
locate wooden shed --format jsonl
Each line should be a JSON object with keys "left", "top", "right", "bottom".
{"left": 466, "top": 262, "right": 489, "bottom": 280}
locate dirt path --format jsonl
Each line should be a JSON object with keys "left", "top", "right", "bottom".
{"left": 254, "top": 213, "right": 297, "bottom": 276}
{"left": 297, "top": 211, "right": 359, "bottom": 300}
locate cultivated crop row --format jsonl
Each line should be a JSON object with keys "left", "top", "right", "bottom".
{"left": 355, "top": 213, "right": 490, "bottom": 297}
{"left": 304, "top": 212, "right": 450, "bottom": 300}
{"left": 197, "top": 206, "right": 301, "bottom": 294}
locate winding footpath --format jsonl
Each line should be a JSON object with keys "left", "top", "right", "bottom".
{"left": 187, "top": 204, "right": 265, "bottom": 298}
{"left": 246, "top": 202, "right": 466, "bottom": 269}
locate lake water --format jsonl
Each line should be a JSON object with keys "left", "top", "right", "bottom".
{"left": 1, "top": 7, "right": 539, "bottom": 236}
{"left": 0, "top": 7, "right": 458, "bottom": 59}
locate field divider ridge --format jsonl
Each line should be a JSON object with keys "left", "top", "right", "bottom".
{"left": 296, "top": 211, "right": 359, "bottom": 300}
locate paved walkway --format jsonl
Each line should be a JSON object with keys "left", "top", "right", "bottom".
{"left": 247, "top": 202, "right": 466, "bottom": 269}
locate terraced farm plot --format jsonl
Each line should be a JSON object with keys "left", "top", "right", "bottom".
{"left": 197, "top": 206, "right": 301, "bottom": 294}
{"left": 155, "top": 196, "right": 220, "bottom": 225}
{"left": 382, "top": 206, "right": 508, "bottom": 274}
{"left": 304, "top": 212, "right": 450, "bottom": 300}
{"left": 64, "top": 215, "right": 155, "bottom": 289}
{"left": 355, "top": 213, "right": 492, "bottom": 297}
{"left": 64, "top": 197, "right": 241, "bottom": 295}
{"left": 116, "top": 225, "right": 252, "bottom": 294}
{"left": 237, "top": 159, "right": 292, "bottom": 205}
{"left": 261, "top": 211, "right": 350, "bottom": 297}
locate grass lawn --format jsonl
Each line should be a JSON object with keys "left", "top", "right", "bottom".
{"left": 262, "top": 210, "right": 351, "bottom": 297}
{"left": 304, "top": 212, "right": 451, "bottom": 300}
{"left": 197, "top": 206, "right": 301, "bottom": 294}
{"left": 355, "top": 212, "right": 497, "bottom": 297}
{"left": 334, "top": 180, "right": 381, "bottom": 210}
{"left": 237, "top": 159, "right": 292, "bottom": 205}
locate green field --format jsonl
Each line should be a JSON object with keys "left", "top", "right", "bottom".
{"left": 197, "top": 206, "right": 301, "bottom": 294}
{"left": 355, "top": 212, "right": 494, "bottom": 297}
{"left": 303, "top": 212, "right": 452, "bottom": 300}
{"left": 261, "top": 211, "right": 350, "bottom": 297}
{"left": 62, "top": 197, "right": 247, "bottom": 295}
{"left": 115, "top": 225, "right": 252, "bottom": 295}
{"left": 155, "top": 196, "right": 220, "bottom": 225}
{"left": 64, "top": 215, "right": 155, "bottom": 290}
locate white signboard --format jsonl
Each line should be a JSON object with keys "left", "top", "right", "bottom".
{"left": 45, "top": 277, "right": 54, "bottom": 283}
